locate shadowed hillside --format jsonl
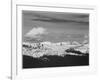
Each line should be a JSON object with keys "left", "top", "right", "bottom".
{"left": 23, "top": 54, "right": 89, "bottom": 68}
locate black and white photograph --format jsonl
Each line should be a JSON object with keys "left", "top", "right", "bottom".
{"left": 22, "top": 10, "right": 89, "bottom": 69}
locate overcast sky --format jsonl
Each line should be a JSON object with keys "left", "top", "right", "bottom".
{"left": 22, "top": 10, "right": 89, "bottom": 43}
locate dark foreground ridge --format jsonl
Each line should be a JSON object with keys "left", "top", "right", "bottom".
{"left": 23, "top": 54, "right": 89, "bottom": 68}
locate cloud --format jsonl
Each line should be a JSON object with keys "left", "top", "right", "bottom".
{"left": 23, "top": 11, "right": 89, "bottom": 24}
{"left": 25, "top": 27, "right": 48, "bottom": 38}
{"left": 31, "top": 18, "right": 89, "bottom": 24}
{"left": 29, "top": 12, "right": 89, "bottom": 24}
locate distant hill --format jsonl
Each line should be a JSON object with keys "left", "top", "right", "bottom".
{"left": 23, "top": 36, "right": 43, "bottom": 43}
{"left": 23, "top": 32, "right": 88, "bottom": 43}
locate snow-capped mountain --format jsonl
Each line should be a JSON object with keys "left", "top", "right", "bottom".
{"left": 22, "top": 40, "right": 89, "bottom": 58}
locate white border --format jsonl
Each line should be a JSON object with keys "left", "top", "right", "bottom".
{"left": 12, "top": 3, "right": 97, "bottom": 80}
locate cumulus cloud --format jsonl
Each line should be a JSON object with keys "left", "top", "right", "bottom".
{"left": 25, "top": 27, "right": 48, "bottom": 37}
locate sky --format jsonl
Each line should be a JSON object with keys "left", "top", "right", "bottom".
{"left": 22, "top": 10, "right": 89, "bottom": 43}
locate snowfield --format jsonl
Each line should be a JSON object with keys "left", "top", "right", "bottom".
{"left": 22, "top": 41, "right": 89, "bottom": 58}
